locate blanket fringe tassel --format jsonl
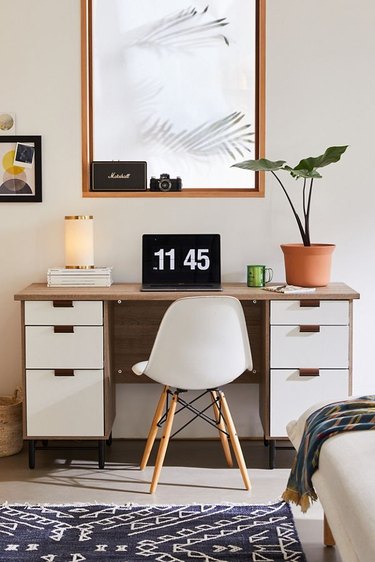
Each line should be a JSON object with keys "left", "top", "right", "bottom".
{"left": 281, "top": 488, "right": 317, "bottom": 513}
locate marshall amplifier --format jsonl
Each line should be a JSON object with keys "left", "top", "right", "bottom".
{"left": 91, "top": 161, "right": 147, "bottom": 191}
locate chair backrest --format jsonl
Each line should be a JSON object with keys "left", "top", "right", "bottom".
{"left": 143, "top": 296, "right": 253, "bottom": 390}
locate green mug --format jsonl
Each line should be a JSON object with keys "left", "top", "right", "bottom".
{"left": 247, "top": 265, "right": 273, "bottom": 287}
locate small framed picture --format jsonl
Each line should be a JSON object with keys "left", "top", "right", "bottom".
{"left": 0, "top": 136, "right": 42, "bottom": 202}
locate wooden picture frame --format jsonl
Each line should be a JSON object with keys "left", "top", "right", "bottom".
{"left": 0, "top": 136, "right": 42, "bottom": 203}
{"left": 81, "top": 0, "right": 266, "bottom": 198}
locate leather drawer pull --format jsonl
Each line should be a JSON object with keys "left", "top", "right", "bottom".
{"left": 54, "top": 369, "right": 75, "bottom": 377}
{"left": 53, "top": 300, "right": 73, "bottom": 308}
{"left": 299, "top": 324, "right": 320, "bottom": 333}
{"left": 299, "top": 300, "right": 320, "bottom": 308}
{"left": 299, "top": 368, "right": 320, "bottom": 377}
{"left": 53, "top": 325, "right": 74, "bottom": 333}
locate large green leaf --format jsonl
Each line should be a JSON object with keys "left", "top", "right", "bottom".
{"left": 232, "top": 158, "right": 286, "bottom": 172}
{"left": 232, "top": 146, "right": 348, "bottom": 181}
{"left": 284, "top": 165, "right": 322, "bottom": 179}
{"left": 292, "top": 145, "right": 348, "bottom": 174}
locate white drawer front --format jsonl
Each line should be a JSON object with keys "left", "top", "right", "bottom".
{"left": 271, "top": 300, "right": 349, "bottom": 325}
{"left": 26, "top": 369, "right": 104, "bottom": 436}
{"left": 271, "top": 325, "right": 349, "bottom": 368}
{"left": 24, "top": 301, "right": 103, "bottom": 326}
{"left": 25, "top": 326, "right": 103, "bottom": 369}
{"left": 270, "top": 369, "right": 349, "bottom": 437}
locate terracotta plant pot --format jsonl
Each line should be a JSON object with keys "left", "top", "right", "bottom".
{"left": 281, "top": 244, "right": 336, "bottom": 287}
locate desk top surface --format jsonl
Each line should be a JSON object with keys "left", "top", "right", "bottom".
{"left": 14, "top": 282, "right": 360, "bottom": 301}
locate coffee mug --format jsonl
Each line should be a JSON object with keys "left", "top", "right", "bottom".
{"left": 247, "top": 265, "right": 273, "bottom": 287}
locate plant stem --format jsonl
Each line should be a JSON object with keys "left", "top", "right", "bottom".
{"left": 305, "top": 178, "right": 314, "bottom": 246}
{"left": 302, "top": 178, "right": 310, "bottom": 246}
{"left": 271, "top": 171, "right": 308, "bottom": 245}
{"left": 302, "top": 178, "right": 307, "bottom": 217}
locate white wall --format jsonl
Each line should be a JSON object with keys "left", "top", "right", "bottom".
{"left": 0, "top": 0, "right": 374, "bottom": 438}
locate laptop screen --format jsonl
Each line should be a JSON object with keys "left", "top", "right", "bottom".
{"left": 142, "top": 234, "right": 221, "bottom": 288}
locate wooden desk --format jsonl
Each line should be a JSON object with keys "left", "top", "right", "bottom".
{"left": 15, "top": 282, "right": 359, "bottom": 468}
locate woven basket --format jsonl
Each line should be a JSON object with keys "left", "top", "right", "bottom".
{"left": 0, "top": 387, "right": 23, "bottom": 457}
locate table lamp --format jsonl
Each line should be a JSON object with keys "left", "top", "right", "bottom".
{"left": 64, "top": 215, "right": 94, "bottom": 269}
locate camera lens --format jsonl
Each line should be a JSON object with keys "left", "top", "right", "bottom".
{"left": 159, "top": 179, "right": 172, "bottom": 191}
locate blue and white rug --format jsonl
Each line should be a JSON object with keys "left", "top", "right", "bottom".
{"left": 0, "top": 501, "right": 306, "bottom": 561}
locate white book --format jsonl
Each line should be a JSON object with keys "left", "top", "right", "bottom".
{"left": 47, "top": 279, "right": 112, "bottom": 284}
{"left": 48, "top": 274, "right": 112, "bottom": 280}
{"left": 47, "top": 280, "right": 112, "bottom": 287}
{"left": 48, "top": 267, "right": 112, "bottom": 275}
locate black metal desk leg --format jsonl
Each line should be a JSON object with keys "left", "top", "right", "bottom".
{"left": 268, "top": 439, "right": 276, "bottom": 469}
{"left": 98, "top": 440, "right": 105, "bottom": 469}
{"left": 28, "top": 440, "right": 36, "bottom": 469}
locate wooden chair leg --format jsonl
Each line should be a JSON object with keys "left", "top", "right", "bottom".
{"left": 140, "top": 385, "right": 169, "bottom": 470}
{"left": 324, "top": 514, "right": 336, "bottom": 546}
{"left": 218, "top": 390, "right": 251, "bottom": 491}
{"left": 150, "top": 392, "right": 178, "bottom": 494}
{"left": 211, "top": 391, "right": 233, "bottom": 467}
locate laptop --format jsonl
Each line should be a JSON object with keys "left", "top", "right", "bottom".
{"left": 141, "top": 234, "right": 222, "bottom": 291}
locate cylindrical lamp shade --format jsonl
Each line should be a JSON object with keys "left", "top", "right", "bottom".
{"left": 64, "top": 215, "right": 94, "bottom": 269}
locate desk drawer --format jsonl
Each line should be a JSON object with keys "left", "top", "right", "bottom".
{"left": 271, "top": 300, "right": 349, "bottom": 325}
{"left": 270, "top": 369, "right": 349, "bottom": 437}
{"left": 26, "top": 369, "right": 104, "bottom": 437}
{"left": 271, "top": 325, "right": 349, "bottom": 368}
{"left": 24, "top": 301, "right": 103, "bottom": 326}
{"left": 25, "top": 326, "right": 103, "bottom": 369}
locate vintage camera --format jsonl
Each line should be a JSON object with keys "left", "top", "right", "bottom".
{"left": 150, "top": 173, "right": 182, "bottom": 192}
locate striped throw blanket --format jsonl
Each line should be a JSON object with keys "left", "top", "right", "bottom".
{"left": 282, "top": 395, "right": 375, "bottom": 512}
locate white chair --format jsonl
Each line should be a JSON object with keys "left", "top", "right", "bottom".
{"left": 132, "top": 295, "right": 253, "bottom": 493}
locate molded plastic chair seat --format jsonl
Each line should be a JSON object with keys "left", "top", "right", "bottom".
{"left": 132, "top": 295, "right": 253, "bottom": 493}
{"left": 132, "top": 361, "right": 147, "bottom": 376}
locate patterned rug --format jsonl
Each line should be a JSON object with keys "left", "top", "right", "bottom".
{"left": 0, "top": 501, "right": 306, "bottom": 561}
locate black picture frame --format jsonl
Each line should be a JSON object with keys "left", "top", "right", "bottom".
{"left": 0, "top": 135, "right": 42, "bottom": 202}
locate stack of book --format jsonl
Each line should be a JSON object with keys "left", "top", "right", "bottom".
{"left": 47, "top": 267, "right": 113, "bottom": 287}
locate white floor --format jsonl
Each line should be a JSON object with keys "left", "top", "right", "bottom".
{"left": 0, "top": 441, "right": 341, "bottom": 562}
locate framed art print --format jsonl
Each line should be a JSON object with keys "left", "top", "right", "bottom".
{"left": 0, "top": 136, "right": 42, "bottom": 202}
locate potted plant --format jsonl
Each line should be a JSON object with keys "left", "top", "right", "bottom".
{"left": 232, "top": 145, "right": 348, "bottom": 287}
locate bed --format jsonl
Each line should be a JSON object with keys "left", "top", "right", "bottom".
{"left": 286, "top": 398, "right": 375, "bottom": 562}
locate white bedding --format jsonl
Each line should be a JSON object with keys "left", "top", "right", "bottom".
{"left": 287, "top": 400, "right": 375, "bottom": 562}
